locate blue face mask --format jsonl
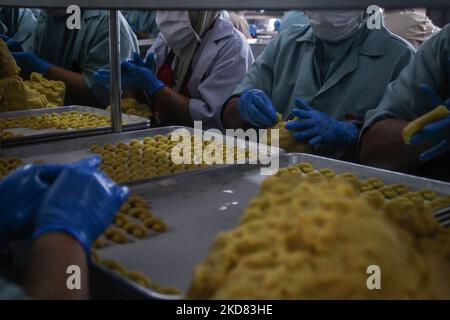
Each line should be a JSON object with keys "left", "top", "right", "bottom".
{"left": 306, "top": 10, "right": 365, "bottom": 42}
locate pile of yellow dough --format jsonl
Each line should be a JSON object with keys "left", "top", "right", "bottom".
{"left": 0, "top": 157, "right": 22, "bottom": 179}
{"left": 107, "top": 98, "right": 152, "bottom": 118}
{"left": 90, "top": 134, "right": 251, "bottom": 184}
{"left": 262, "top": 113, "right": 311, "bottom": 153}
{"left": 403, "top": 105, "right": 450, "bottom": 144}
{"left": 188, "top": 165, "right": 450, "bottom": 299}
{"left": 0, "top": 38, "right": 66, "bottom": 112}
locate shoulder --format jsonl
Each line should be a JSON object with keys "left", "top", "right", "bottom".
{"left": 366, "top": 26, "right": 416, "bottom": 55}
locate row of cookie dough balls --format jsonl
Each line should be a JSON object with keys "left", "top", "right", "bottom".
{"left": 92, "top": 195, "right": 168, "bottom": 248}
{"left": 272, "top": 162, "right": 450, "bottom": 211}
{"left": 91, "top": 252, "right": 181, "bottom": 296}
{"left": 90, "top": 135, "right": 252, "bottom": 183}
{"left": 0, "top": 112, "right": 112, "bottom": 132}
{"left": 90, "top": 195, "right": 180, "bottom": 296}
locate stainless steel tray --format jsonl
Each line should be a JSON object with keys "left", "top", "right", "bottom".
{"left": 1, "top": 126, "right": 280, "bottom": 184}
{"left": 93, "top": 153, "right": 450, "bottom": 299}
{"left": 0, "top": 105, "right": 150, "bottom": 146}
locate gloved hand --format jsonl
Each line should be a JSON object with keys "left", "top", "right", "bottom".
{"left": 274, "top": 19, "right": 281, "bottom": 33}
{"left": 410, "top": 84, "right": 450, "bottom": 161}
{"left": 249, "top": 24, "right": 257, "bottom": 38}
{"left": 0, "top": 34, "right": 23, "bottom": 52}
{"left": 237, "top": 89, "right": 278, "bottom": 128}
{"left": 94, "top": 52, "right": 165, "bottom": 96}
{"left": 0, "top": 157, "right": 101, "bottom": 248}
{"left": 12, "top": 51, "right": 52, "bottom": 76}
{"left": 286, "top": 98, "right": 358, "bottom": 150}
{"left": 32, "top": 158, "right": 129, "bottom": 254}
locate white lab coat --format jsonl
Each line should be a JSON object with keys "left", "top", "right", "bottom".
{"left": 148, "top": 18, "right": 254, "bottom": 130}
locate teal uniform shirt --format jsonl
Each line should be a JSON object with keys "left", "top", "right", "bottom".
{"left": 231, "top": 24, "right": 415, "bottom": 125}
{"left": 0, "top": 278, "right": 26, "bottom": 300}
{"left": 363, "top": 25, "right": 450, "bottom": 131}
{"left": 22, "top": 10, "right": 139, "bottom": 106}
{"left": 0, "top": 7, "right": 38, "bottom": 43}
{"left": 121, "top": 10, "right": 159, "bottom": 38}
{"left": 280, "top": 11, "right": 309, "bottom": 32}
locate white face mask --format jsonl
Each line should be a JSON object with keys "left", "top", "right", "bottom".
{"left": 156, "top": 11, "right": 201, "bottom": 50}
{"left": 306, "top": 10, "right": 365, "bottom": 42}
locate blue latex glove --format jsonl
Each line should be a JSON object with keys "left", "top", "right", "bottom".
{"left": 285, "top": 98, "right": 358, "bottom": 150}
{"left": 274, "top": 19, "right": 281, "bottom": 32}
{"left": 237, "top": 89, "right": 278, "bottom": 128}
{"left": 12, "top": 51, "right": 52, "bottom": 76}
{"left": 32, "top": 159, "right": 129, "bottom": 254}
{"left": 93, "top": 52, "right": 164, "bottom": 96}
{"left": 0, "top": 157, "right": 101, "bottom": 248}
{"left": 410, "top": 84, "right": 450, "bottom": 161}
{"left": 0, "top": 34, "right": 23, "bottom": 52}
{"left": 249, "top": 24, "right": 257, "bottom": 38}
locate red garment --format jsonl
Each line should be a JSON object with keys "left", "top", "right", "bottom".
{"left": 153, "top": 51, "right": 191, "bottom": 125}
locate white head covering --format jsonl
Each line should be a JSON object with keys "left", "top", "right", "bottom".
{"left": 156, "top": 10, "right": 219, "bottom": 92}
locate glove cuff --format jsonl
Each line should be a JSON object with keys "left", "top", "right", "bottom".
{"left": 338, "top": 121, "right": 359, "bottom": 148}
{"left": 31, "top": 225, "right": 91, "bottom": 256}
{"left": 145, "top": 79, "right": 165, "bottom": 97}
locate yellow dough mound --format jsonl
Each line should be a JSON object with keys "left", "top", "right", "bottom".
{"left": 0, "top": 38, "right": 20, "bottom": 78}
{"left": 107, "top": 98, "right": 152, "bottom": 118}
{"left": 188, "top": 176, "right": 450, "bottom": 299}
{"left": 403, "top": 105, "right": 450, "bottom": 144}
{"left": 262, "top": 114, "right": 311, "bottom": 153}
{"left": 0, "top": 76, "right": 48, "bottom": 111}
{"left": 24, "top": 73, "right": 66, "bottom": 107}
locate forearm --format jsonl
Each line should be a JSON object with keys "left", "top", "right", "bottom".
{"left": 153, "top": 87, "right": 192, "bottom": 126}
{"left": 222, "top": 97, "right": 251, "bottom": 129}
{"left": 47, "top": 66, "right": 99, "bottom": 106}
{"left": 359, "top": 119, "right": 427, "bottom": 172}
{"left": 24, "top": 232, "right": 88, "bottom": 299}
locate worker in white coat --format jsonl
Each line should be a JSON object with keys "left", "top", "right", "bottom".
{"left": 94, "top": 10, "right": 254, "bottom": 130}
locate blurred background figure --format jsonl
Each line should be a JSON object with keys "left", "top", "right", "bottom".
{"left": 227, "top": 11, "right": 252, "bottom": 39}
{"left": 384, "top": 8, "right": 440, "bottom": 49}
{"left": 279, "top": 10, "right": 309, "bottom": 32}
{"left": 121, "top": 10, "right": 159, "bottom": 39}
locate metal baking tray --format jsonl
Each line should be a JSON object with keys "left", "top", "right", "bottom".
{"left": 0, "top": 106, "right": 150, "bottom": 146}
{"left": 0, "top": 126, "right": 281, "bottom": 184}
{"left": 91, "top": 153, "right": 450, "bottom": 299}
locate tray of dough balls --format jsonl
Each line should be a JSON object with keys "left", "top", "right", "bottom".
{"left": 85, "top": 153, "right": 450, "bottom": 300}
{"left": 0, "top": 105, "right": 150, "bottom": 145}
{"left": 0, "top": 126, "right": 275, "bottom": 183}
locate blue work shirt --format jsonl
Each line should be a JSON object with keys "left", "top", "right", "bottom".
{"left": 22, "top": 10, "right": 138, "bottom": 106}
{"left": 231, "top": 24, "right": 415, "bottom": 124}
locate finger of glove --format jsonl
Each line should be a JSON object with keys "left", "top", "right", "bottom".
{"left": 285, "top": 118, "right": 316, "bottom": 131}
{"left": 292, "top": 108, "right": 312, "bottom": 120}
{"left": 420, "top": 84, "right": 444, "bottom": 107}
{"left": 293, "top": 127, "right": 320, "bottom": 141}
{"left": 420, "top": 115, "right": 450, "bottom": 138}
{"left": 144, "top": 52, "right": 156, "bottom": 71}
{"left": 294, "top": 98, "right": 314, "bottom": 112}
{"left": 246, "top": 103, "right": 273, "bottom": 128}
{"left": 252, "top": 94, "right": 278, "bottom": 125}
{"left": 309, "top": 135, "right": 323, "bottom": 147}
{"left": 131, "top": 52, "right": 144, "bottom": 66}
{"left": 420, "top": 140, "right": 450, "bottom": 162}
